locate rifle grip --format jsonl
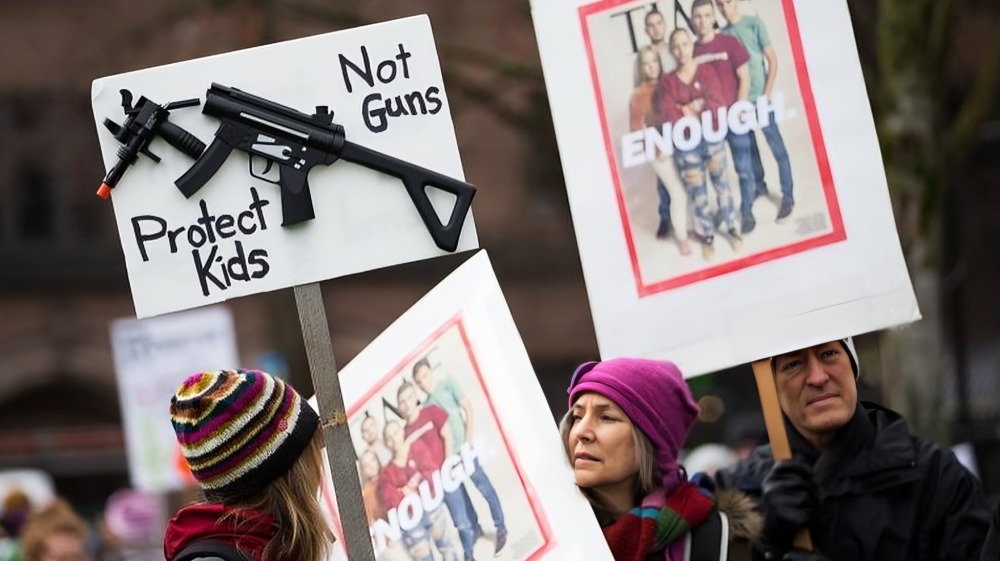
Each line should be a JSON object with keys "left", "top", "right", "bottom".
{"left": 278, "top": 165, "right": 316, "bottom": 226}
{"left": 160, "top": 121, "right": 206, "bottom": 159}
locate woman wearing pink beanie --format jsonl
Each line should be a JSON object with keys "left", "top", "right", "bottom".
{"left": 560, "top": 358, "right": 760, "bottom": 561}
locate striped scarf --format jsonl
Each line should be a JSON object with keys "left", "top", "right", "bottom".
{"left": 602, "top": 481, "right": 715, "bottom": 561}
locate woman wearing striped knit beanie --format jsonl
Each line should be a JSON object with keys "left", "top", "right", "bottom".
{"left": 560, "top": 358, "right": 761, "bottom": 561}
{"left": 162, "top": 369, "right": 333, "bottom": 561}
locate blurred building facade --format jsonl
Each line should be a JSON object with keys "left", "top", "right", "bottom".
{"left": 0, "top": 0, "right": 997, "bottom": 514}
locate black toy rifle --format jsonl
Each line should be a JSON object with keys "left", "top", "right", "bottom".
{"left": 175, "top": 83, "right": 475, "bottom": 252}
{"left": 97, "top": 90, "right": 205, "bottom": 199}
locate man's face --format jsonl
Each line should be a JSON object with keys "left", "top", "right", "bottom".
{"left": 773, "top": 341, "right": 857, "bottom": 448}
{"left": 397, "top": 386, "right": 419, "bottom": 420}
{"left": 645, "top": 12, "right": 666, "bottom": 44}
{"left": 414, "top": 365, "right": 433, "bottom": 394}
{"left": 361, "top": 417, "right": 378, "bottom": 445}
{"left": 691, "top": 4, "right": 717, "bottom": 39}
{"left": 715, "top": 0, "right": 740, "bottom": 23}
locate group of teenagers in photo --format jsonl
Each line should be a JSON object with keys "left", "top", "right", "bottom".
{"left": 159, "top": 336, "right": 999, "bottom": 561}
{"left": 354, "top": 358, "right": 507, "bottom": 561}
{"left": 628, "top": 0, "right": 795, "bottom": 259}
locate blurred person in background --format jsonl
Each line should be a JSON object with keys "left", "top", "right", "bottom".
{"left": 0, "top": 489, "right": 32, "bottom": 561}
{"left": 163, "top": 369, "right": 333, "bottom": 561}
{"left": 724, "top": 413, "right": 768, "bottom": 462}
{"left": 96, "top": 489, "right": 164, "bottom": 561}
{"left": 682, "top": 443, "right": 737, "bottom": 478}
{"left": 20, "top": 498, "right": 90, "bottom": 561}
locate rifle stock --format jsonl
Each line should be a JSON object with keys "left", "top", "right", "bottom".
{"left": 339, "top": 141, "right": 473, "bottom": 253}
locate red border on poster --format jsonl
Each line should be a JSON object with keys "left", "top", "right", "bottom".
{"left": 578, "top": 0, "right": 845, "bottom": 297}
{"left": 324, "top": 314, "right": 556, "bottom": 559}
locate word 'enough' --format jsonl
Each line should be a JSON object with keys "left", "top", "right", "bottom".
{"left": 371, "top": 442, "right": 481, "bottom": 555}
{"left": 621, "top": 93, "right": 791, "bottom": 167}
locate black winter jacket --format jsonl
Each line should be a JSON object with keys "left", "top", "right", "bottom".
{"left": 716, "top": 402, "right": 999, "bottom": 561}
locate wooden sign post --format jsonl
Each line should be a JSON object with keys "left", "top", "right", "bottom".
{"left": 751, "top": 358, "right": 813, "bottom": 551}
{"left": 295, "top": 283, "right": 375, "bottom": 560}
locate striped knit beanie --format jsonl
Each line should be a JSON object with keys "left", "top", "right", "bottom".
{"left": 170, "top": 369, "right": 319, "bottom": 502}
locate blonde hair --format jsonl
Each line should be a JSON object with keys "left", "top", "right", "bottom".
{"left": 559, "top": 408, "right": 661, "bottom": 514}
{"left": 21, "top": 498, "right": 89, "bottom": 561}
{"left": 220, "top": 429, "right": 333, "bottom": 561}
{"left": 637, "top": 45, "right": 663, "bottom": 78}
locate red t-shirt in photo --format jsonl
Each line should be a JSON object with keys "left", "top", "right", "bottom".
{"left": 693, "top": 33, "right": 749, "bottom": 104}
{"left": 656, "top": 64, "right": 726, "bottom": 128}
{"left": 404, "top": 404, "right": 450, "bottom": 466}
{"left": 377, "top": 439, "right": 436, "bottom": 509}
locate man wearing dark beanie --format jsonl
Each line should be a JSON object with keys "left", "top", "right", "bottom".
{"left": 716, "top": 339, "right": 999, "bottom": 561}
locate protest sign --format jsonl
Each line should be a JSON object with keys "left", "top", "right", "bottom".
{"left": 315, "top": 251, "right": 614, "bottom": 561}
{"left": 91, "top": 15, "right": 478, "bottom": 319}
{"left": 531, "top": 0, "right": 919, "bottom": 374}
{"left": 109, "top": 305, "right": 238, "bottom": 492}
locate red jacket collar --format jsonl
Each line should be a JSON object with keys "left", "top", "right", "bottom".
{"left": 163, "top": 503, "right": 276, "bottom": 560}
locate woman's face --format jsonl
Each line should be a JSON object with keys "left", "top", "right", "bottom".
{"left": 669, "top": 30, "right": 694, "bottom": 65}
{"left": 383, "top": 421, "right": 404, "bottom": 451}
{"left": 567, "top": 392, "right": 639, "bottom": 496}
{"left": 640, "top": 50, "right": 661, "bottom": 82}
{"left": 359, "top": 450, "right": 380, "bottom": 480}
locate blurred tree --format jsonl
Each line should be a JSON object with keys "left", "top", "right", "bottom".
{"left": 848, "top": 0, "right": 1000, "bottom": 442}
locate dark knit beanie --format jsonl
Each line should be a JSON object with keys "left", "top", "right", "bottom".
{"left": 170, "top": 369, "right": 319, "bottom": 502}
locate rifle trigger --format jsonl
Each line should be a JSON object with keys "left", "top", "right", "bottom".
{"left": 248, "top": 155, "right": 280, "bottom": 185}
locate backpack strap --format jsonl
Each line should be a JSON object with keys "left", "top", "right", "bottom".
{"left": 685, "top": 507, "right": 728, "bottom": 561}
{"left": 170, "top": 539, "right": 250, "bottom": 561}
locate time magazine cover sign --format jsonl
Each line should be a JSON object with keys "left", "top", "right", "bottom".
{"left": 317, "top": 252, "right": 614, "bottom": 561}
{"left": 531, "top": 0, "right": 918, "bottom": 373}
{"left": 91, "top": 16, "right": 477, "bottom": 319}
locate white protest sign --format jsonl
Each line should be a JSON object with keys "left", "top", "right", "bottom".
{"left": 92, "top": 15, "right": 478, "bottom": 319}
{"left": 531, "top": 0, "right": 918, "bottom": 374}
{"left": 109, "top": 305, "right": 239, "bottom": 492}
{"left": 313, "top": 251, "right": 614, "bottom": 561}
